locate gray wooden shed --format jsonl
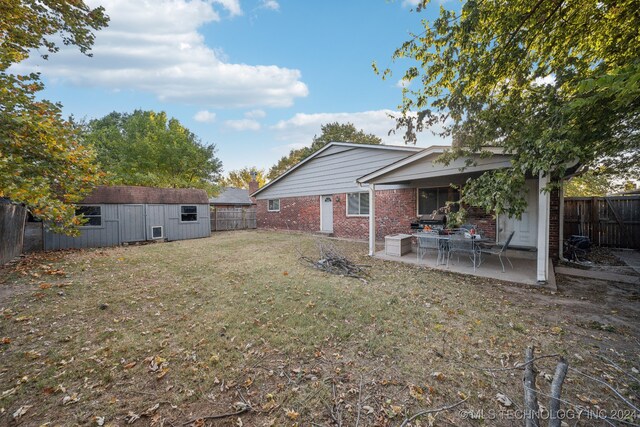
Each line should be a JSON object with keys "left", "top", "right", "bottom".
{"left": 44, "top": 186, "right": 211, "bottom": 250}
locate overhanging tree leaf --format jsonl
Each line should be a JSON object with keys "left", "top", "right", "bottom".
{"left": 382, "top": 0, "right": 640, "bottom": 216}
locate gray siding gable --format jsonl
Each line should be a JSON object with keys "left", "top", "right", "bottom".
{"left": 255, "top": 145, "right": 418, "bottom": 199}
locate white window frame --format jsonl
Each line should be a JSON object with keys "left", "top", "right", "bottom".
{"left": 346, "top": 192, "right": 370, "bottom": 217}
{"left": 180, "top": 205, "right": 198, "bottom": 223}
{"left": 76, "top": 205, "right": 103, "bottom": 228}
{"left": 151, "top": 226, "right": 163, "bottom": 239}
{"left": 268, "top": 199, "right": 280, "bottom": 212}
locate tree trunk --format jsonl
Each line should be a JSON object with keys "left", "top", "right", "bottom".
{"left": 523, "top": 346, "right": 540, "bottom": 427}
{"left": 549, "top": 357, "right": 568, "bottom": 427}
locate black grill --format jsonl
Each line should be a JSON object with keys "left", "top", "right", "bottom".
{"left": 410, "top": 214, "right": 447, "bottom": 230}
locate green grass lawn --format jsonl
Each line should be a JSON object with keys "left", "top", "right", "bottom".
{"left": 1, "top": 230, "right": 638, "bottom": 426}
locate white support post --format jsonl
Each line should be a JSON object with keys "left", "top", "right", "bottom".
{"left": 368, "top": 184, "right": 376, "bottom": 256}
{"left": 537, "top": 172, "right": 551, "bottom": 283}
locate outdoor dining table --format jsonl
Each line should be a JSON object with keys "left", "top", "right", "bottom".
{"left": 414, "top": 231, "right": 492, "bottom": 268}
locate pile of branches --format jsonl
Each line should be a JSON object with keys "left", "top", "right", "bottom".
{"left": 299, "top": 241, "right": 368, "bottom": 281}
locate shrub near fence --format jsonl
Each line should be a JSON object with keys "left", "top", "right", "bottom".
{"left": 564, "top": 196, "right": 640, "bottom": 249}
{"left": 0, "top": 202, "right": 27, "bottom": 264}
{"left": 211, "top": 207, "right": 256, "bottom": 231}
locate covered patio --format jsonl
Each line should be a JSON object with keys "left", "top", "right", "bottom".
{"left": 375, "top": 245, "right": 548, "bottom": 286}
{"left": 357, "top": 146, "right": 556, "bottom": 285}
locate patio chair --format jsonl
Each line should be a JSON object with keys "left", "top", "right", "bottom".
{"left": 417, "top": 231, "right": 441, "bottom": 264}
{"left": 478, "top": 231, "right": 515, "bottom": 273}
{"left": 447, "top": 233, "right": 478, "bottom": 271}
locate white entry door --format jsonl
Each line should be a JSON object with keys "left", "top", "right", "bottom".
{"left": 498, "top": 179, "right": 538, "bottom": 247}
{"left": 320, "top": 195, "right": 333, "bottom": 232}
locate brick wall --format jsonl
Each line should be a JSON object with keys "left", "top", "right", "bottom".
{"left": 256, "top": 195, "right": 320, "bottom": 232}
{"left": 257, "top": 188, "right": 562, "bottom": 261}
{"left": 465, "top": 206, "right": 496, "bottom": 241}
{"left": 257, "top": 188, "right": 417, "bottom": 240}
{"left": 375, "top": 189, "right": 417, "bottom": 238}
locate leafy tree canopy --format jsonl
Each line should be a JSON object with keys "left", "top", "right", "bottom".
{"left": 565, "top": 167, "right": 637, "bottom": 197}
{"left": 267, "top": 122, "right": 382, "bottom": 180}
{"left": 83, "top": 110, "right": 223, "bottom": 192}
{"left": 0, "top": 1, "right": 109, "bottom": 233}
{"left": 220, "top": 167, "right": 267, "bottom": 190}
{"left": 380, "top": 0, "right": 640, "bottom": 216}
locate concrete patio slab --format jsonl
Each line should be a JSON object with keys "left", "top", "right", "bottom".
{"left": 555, "top": 266, "right": 640, "bottom": 285}
{"left": 375, "top": 249, "right": 545, "bottom": 287}
{"left": 613, "top": 250, "right": 640, "bottom": 275}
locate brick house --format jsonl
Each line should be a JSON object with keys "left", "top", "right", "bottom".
{"left": 251, "top": 142, "right": 568, "bottom": 283}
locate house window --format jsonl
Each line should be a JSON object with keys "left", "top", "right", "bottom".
{"left": 268, "top": 199, "right": 280, "bottom": 212}
{"left": 180, "top": 205, "right": 198, "bottom": 222}
{"left": 76, "top": 205, "right": 102, "bottom": 227}
{"left": 417, "top": 187, "right": 460, "bottom": 215}
{"left": 347, "top": 192, "right": 370, "bottom": 216}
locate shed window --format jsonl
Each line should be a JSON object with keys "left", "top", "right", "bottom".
{"left": 76, "top": 205, "right": 102, "bottom": 227}
{"left": 151, "top": 226, "right": 163, "bottom": 239}
{"left": 347, "top": 192, "right": 369, "bottom": 216}
{"left": 417, "top": 188, "right": 460, "bottom": 215}
{"left": 268, "top": 199, "right": 280, "bottom": 212}
{"left": 180, "top": 205, "right": 198, "bottom": 222}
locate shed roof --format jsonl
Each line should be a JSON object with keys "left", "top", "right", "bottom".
{"left": 81, "top": 186, "right": 209, "bottom": 204}
{"left": 209, "top": 187, "right": 253, "bottom": 205}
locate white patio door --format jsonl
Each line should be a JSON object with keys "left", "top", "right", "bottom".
{"left": 320, "top": 195, "right": 333, "bottom": 232}
{"left": 498, "top": 179, "right": 538, "bottom": 247}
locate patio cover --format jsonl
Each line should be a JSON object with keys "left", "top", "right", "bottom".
{"left": 356, "top": 147, "right": 553, "bottom": 284}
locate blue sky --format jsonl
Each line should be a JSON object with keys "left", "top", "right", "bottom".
{"left": 17, "top": 0, "right": 451, "bottom": 175}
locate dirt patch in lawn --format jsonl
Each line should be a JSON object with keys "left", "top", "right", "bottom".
{"left": 1, "top": 230, "right": 639, "bottom": 426}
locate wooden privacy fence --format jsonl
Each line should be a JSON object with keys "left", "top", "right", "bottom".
{"left": 0, "top": 202, "right": 27, "bottom": 264}
{"left": 564, "top": 196, "right": 640, "bottom": 249}
{"left": 211, "top": 207, "right": 256, "bottom": 231}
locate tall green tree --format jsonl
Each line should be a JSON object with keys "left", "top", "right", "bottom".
{"left": 380, "top": 0, "right": 640, "bottom": 216}
{"left": 83, "top": 110, "right": 223, "bottom": 191}
{"left": 268, "top": 122, "right": 382, "bottom": 180}
{"left": 0, "top": 1, "right": 109, "bottom": 233}
{"left": 220, "top": 167, "right": 267, "bottom": 190}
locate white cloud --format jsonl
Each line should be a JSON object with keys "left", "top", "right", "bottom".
{"left": 14, "top": 0, "right": 308, "bottom": 108}
{"left": 260, "top": 0, "right": 280, "bottom": 11}
{"left": 271, "top": 110, "right": 451, "bottom": 147}
{"left": 225, "top": 118, "right": 261, "bottom": 131}
{"left": 212, "top": 0, "right": 242, "bottom": 16}
{"left": 194, "top": 110, "right": 217, "bottom": 123}
{"left": 245, "top": 109, "right": 266, "bottom": 119}
{"left": 402, "top": 0, "right": 421, "bottom": 7}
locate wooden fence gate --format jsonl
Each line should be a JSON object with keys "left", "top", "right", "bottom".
{"left": 210, "top": 207, "right": 256, "bottom": 231}
{"left": 564, "top": 196, "right": 640, "bottom": 249}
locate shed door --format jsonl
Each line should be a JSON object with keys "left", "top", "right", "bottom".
{"left": 320, "top": 195, "right": 333, "bottom": 233}
{"left": 120, "top": 204, "right": 146, "bottom": 242}
{"left": 146, "top": 205, "right": 165, "bottom": 239}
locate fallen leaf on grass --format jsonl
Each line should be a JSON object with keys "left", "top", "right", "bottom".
{"left": 577, "top": 394, "right": 600, "bottom": 405}
{"left": 285, "top": 409, "right": 299, "bottom": 420}
{"left": 1, "top": 337, "right": 10, "bottom": 345}
{"left": 496, "top": 393, "right": 512, "bottom": 407}
{"left": 156, "top": 368, "right": 169, "bottom": 380}
{"left": 13, "top": 405, "right": 32, "bottom": 420}
{"left": 431, "top": 371, "right": 445, "bottom": 381}
{"left": 142, "top": 403, "right": 160, "bottom": 416}
{"left": 62, "top": 393, "right": 80, "bottom": 405}
{"left": 409, "top": 384, "right": 425, "bottom": 401}
{"left": 125, "top": 411, "right": 140, "bottom": 424}
{"left": 123, "top": 361, "right": 137, "bottom": 369}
